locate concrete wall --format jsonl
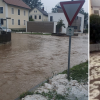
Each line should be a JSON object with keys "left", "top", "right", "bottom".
{"left": 27, "top": 21, "right": 54, "bottom": 33}
{"left": 29, "top": 8, "right": 48, "bottom": 21}
{"left": 48, "top": 13, "right": 84, "bottom": 33}
{"left": 90, "top": 44, "right": 100, "bottom": 52}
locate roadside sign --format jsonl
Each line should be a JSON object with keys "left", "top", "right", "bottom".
{"left": 60, "top": 0, "right": 85, "bottom": 26}
{"left": 67, "top": 27, "right": 74, "bottom": 36}
{"left": 60, "top": 0, "right": 85, "bottom": 80}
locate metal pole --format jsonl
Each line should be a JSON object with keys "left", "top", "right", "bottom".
{"left": 67, "top": 35, "right": 71, "bottom": 80}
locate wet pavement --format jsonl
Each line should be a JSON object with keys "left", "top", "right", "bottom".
{"left": 90, "top": 52, "right": 100, "bottom": 100}
{"left": 0, "top": 33, "right": 88, "bottom": 100}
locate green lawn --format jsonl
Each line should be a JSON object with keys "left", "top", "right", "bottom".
{"left": 60, "top": 61, "right": 88, "bottom": 83}
{"left": 25, "top": 33, "right": 51, "bottom": 35}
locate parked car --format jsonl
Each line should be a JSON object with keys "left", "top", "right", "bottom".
{"left": 0, "top": 26, "right": 11, "bottom": 35}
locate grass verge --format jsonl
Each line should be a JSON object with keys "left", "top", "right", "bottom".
{"left": 24, "top": 33, "right": 51, "bottom": 35}
{"left": 19, "top": 61, "right": 88, "bottom": 99}
{"left": 60, "top": 61, "right": 88, "bottom": 83}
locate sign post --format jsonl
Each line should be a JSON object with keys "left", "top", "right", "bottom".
{"left": 67, "top": 27, "right": 74, "bottom": 79}
{"left": 60, "top": 0, "right": 85, "bottom": 79}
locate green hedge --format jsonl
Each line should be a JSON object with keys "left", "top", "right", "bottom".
{"left": 90, "top": 14, "right": 100, "bottom": 43}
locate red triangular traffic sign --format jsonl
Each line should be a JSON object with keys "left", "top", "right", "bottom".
{"left": 60, "top": 1, "right": 85, "bottom": 26}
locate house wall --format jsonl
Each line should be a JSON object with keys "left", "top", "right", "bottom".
{"left": 91, "top": 0, "right": 100, "bottom": 7}
{"left": 0, "top": 0, "right": 29, "bottom": 30}
{"left": 7, "top": 5, "right": 29, "bottom": 29}
{"left": 0, "top": 0, "right": 6, "bottom": 27}
{"left": 91, "top": 7, "right": 100, "bottom": 15}
{"left": 29, "top": 8, "right": 48, "bottom": 21}
{"left": 91, "top": 0, "right": 100, "bottom": 15}
{"left": 89, "top": 0, "right": 92, "bottom": 15}
{"left": 48, "top": 13, "right": 84, "bottom": 33}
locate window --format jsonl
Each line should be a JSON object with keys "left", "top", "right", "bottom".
{"left": 94, "top": 10, "right": 99, "bottom": 15}
{"left": 50, "top": 16, "right": 53, "bottom": 21}
{"left": 34, "top": 15, "right": 37, "bottom": 19}
{"left": 0, "top": 19, "right": 3, "bottom": 25}
{"left": 12, "top": 19, "right": 14, "bottom": 25}
{"left": 24, "top": 10, "right": 25, "bottom": 16}
{"left": 18, "top": 20, "right": 20, "bottom": 25}
{"left": 0, "top": 7, "right": 3, "bottom": 13}
{"left": 18, "top": 9, "right": 20, "bottom": 15}
{"left": 39, "top": 15, "right": 41, "bottom": 19}
{"left": 24, "top": 20, "right": 25, "bottom": 25}
{"left": 72, "top": 26, "right": 77, "bottom": 29}
{"left": 30, "top": 15, "right": 32, "bottom": 19}
{"left": 12, "top": 8, "right": 14, "bottom": 14}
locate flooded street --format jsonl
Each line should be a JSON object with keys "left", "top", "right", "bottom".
{"left": 0, "top": 33, "right": 88, "bottom": 100}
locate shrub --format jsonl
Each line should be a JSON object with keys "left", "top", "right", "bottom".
{"left": 90, "top": 14, "right": 100, "bottom": 43}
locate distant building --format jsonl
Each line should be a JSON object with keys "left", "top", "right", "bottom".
{"left": 29, "top": 7, "right": 48, "bottom": 22}
{"left": 90, "top": 0, "right": 100, "bottom": 15}
{"left": 48, "top": 13, "right": 84, "bottom": 33}
{"left": 89, "top": 0, "right": 92, "bottom": 15}
{"left": 0, "top": 0, "right": 30, "bottom": 30}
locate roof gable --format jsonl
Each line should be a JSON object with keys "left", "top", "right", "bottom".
{"left": 30, "top": 7, "right": 48, "bottom": 16}
{"left": 3, "top": 0, "right": 31, "bottom": 9}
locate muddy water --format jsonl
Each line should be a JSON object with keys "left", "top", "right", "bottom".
{"left": 0, "top": 33, "right": 88, "bottom": 100}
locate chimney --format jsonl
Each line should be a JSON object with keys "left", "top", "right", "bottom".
{"left": 42, "top": 7, "right": 44, "bottom": 11}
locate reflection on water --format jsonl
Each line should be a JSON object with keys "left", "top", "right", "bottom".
{"left": 0, "top": 33, "right": 88, "bottom": 100}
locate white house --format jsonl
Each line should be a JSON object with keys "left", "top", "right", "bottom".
{"left": 91, "top": 0, "right": 100, "bottom": 15}
{"left": 48, "top": 13, "right": 84, "bottom": 33}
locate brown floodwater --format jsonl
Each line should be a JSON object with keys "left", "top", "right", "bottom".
{"left": 0, "top": 33, "right": 88, "bottom": 100}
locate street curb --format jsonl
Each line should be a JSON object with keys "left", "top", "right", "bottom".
{"left": 14, "top": 79, "right": 47, "bottom": 100}
{"left": 14, "top": 73, "right": 59, "bottom": 100}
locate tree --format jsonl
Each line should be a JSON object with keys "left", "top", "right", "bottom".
{"left": 29, "top": 17, "right": 34, "bottom": 21}
{"left": 22, "top": 0, "right": 43, "bottom": 9}
{"left": 56, "top": 19, "right": 65, "bottom": 33}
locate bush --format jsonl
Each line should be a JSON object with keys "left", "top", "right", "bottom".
{"left": 83, "top": 29, "right": 88, "bottom": 33}
{"left": 90, "top": 14, "right": 100, "bottom": 43}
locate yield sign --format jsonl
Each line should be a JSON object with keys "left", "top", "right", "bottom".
{"left": 60, "top": 0, "right": 85, "bottom": 26}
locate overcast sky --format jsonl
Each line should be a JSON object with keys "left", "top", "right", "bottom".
{"left": 41, "top": 0, "right": 88, "bottom": 13}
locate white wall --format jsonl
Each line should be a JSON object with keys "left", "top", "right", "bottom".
{"left": 89, "top": 0, "right": 92, "bottom": 15}
{"left": 91, "top": 0, "right": 100, "bottom": 7}
{"left": 48, "top": 13, "right": 84, "bottom": 33}
{"left": 29, "top": 8, "right": 48, "bottom": 21}
{"left": 91, "top": 7, "right": 100, "bottom": 15}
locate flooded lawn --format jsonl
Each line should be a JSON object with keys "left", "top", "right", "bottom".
{"left": 0, "top": 33, "right": 88, "bottom": 100}
{"left": 90, "top": 52, "right": 100, "bottom": 100}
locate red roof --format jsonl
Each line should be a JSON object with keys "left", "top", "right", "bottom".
{"left": 3, "top": 0, "right": 31, "bottom": 9}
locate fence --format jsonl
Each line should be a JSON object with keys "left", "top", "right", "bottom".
{"left": 90, "top": 44, "right": 100, "bottom": 52}
{"left": 27, "top": 22, "right": 54, "bottom": 33}
{"left": 0, "top": 32, "right": 11, "bottom": 43}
